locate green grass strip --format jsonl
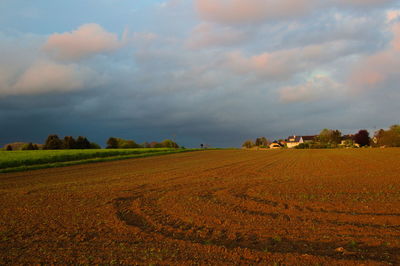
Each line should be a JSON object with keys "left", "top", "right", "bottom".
{"left": 0, "top": 149, "right": 201, "bottom": 173}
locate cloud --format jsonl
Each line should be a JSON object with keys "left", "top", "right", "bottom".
{"left": 334, "top": 0, "right": 394, "bottom": 7}
{"left": 43, "top": 23, "right": 122, "bottom": 60}
{"left": 194, "top": 0, "right": 316, "bottom": 24}
{"left": 224, "top": 40, "right": 358, "bottom": 80}
{"left": 7, "top": 61, "right": 98, "bottom": 96}
{"left": 349, "top": 22, "right": 400, "bottom": 91}
{"left": 386, "top": 9, "right": 400, "bottom": 22}
{"left": 186, "top": 22, "right": 246, "bottom": 48}
{"left": 279, "top": 75, "right": 344, "bottom": 103}
{"left": 349, "top": 50, "right": 400, "bottom": 91}
{"left": 392, "top": 22, "right": 400, "bottom": 50}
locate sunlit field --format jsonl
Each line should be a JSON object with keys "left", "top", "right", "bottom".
{"left": 1, "top": 149, "right": 399, "bottom": 264}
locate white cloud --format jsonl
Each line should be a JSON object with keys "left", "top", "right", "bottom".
{"left": 2, "top": 61, "right": 98, "bottom": 96}
{"left": 280, "top": 75, "right": 344, "bottom": 103}
{"left": 43, "top": 23, "right": 122, "bottom": 60}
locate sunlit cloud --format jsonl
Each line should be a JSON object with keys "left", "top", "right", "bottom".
{"left": 280, "top": 75, "right": 344, "bottom": 103}
{"left": 9, "top": 60, "right": 99, "bottom": 96}
{"left": 44, "top": 23, "right": 122, "bottom": 60}
{"left": 386, "top": 9, "right": 400, "bottom": 22}
{"left": 186, "top": 22, "right": 246, "bottom": 48}
{"left": 194, "top": 0, "right": 316, "bottom": 24}
{"left": 349, "top": 22, "right": 400, "bottom": 92}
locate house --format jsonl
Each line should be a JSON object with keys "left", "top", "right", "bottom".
{"left": 285, "top": 135, "right": 318, "bottom": 148}
{"left": 340, "top": 134, "right": 354, "bottom": 146}
{"left": 286, "top": 135, "right": 304, "bottom": 148}
{"left": 269, "top": 141, "right": 284, "bottom": 149}
{"left": 302, "top": 136, "right": 316, "bottom": 143}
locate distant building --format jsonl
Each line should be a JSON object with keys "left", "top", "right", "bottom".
{"left": 302, "top": 136, "right": 316, "bottom": 143}
{"left": 285, "top": 135, "right": 317, "bottom": 148}
{"left": 269, "top": 141, "right": 284, "bottom": 149}
{"left": 341, "top": 134, "right": 355, "bottom": 146}
{"left": 286, "top": 135, "right": 303, "bottom": 148}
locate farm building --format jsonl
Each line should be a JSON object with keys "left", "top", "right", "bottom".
{"left": 269, "top": 141, "right": 284, "bottom": 149}
{"left": 286, "top": 136, "right": 303, "bottom": 148}
{"left": 285, "top": 135, "right": 316, "bottom": 148}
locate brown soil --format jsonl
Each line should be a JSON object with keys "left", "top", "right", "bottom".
{"left": 0, "top": 149, "right": 399, "bottom": 265}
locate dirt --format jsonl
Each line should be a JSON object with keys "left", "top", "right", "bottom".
{"left": 0, "top": 149, "right": 399, "bottom": 265}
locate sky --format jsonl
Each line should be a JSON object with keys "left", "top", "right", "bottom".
{"left": 1, "top": 0, "right": 400, "bottom": 148}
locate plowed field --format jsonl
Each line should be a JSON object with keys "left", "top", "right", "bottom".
{"left": 1, "top": 149, "right": 399, "bottom": 265}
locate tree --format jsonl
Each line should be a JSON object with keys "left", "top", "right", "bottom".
{"left": 107, "top": 137, "right": 118, "bottom": 149}
{"left": 76, "top": 136, "right": 91, "bottom": 149}
{"left": 331, "top": 130, "right": 342, "bottom": 145}
{"left": 119, "top": 139, "right": 139, "bottom": 149}
{"left": 90, "top": 142, "right": 101, "bottom": 149}
{"left": 255, "top": 137, "right": 269, "bottom": 147}
{"left": 318, "top": 129, "right": 342, "bottom": 146}
{"left": 6, "top": 145, "right": 12, "bottom": 151}
{"left": 161, "top": 139, "right": 179, "bottom": 148}
{"left": 374, "top": 125, "right": 400, "bottom": 147}
{"left": 318, "top": 129, "right": 331, "bottom": 144}
{"left": 242, "top": 140, "right": 255, "bottom": 149}
{"left": 354, "top": 130, "right": 370, "bottom": 147}
{"left": 22, "top": 142, "right": 35, "bottom": 150}
{"left": 143, "top": 142, "right": 151, "bottom": 148}
{"left": 63, "top": 136, "right": 76, "bottom": 149}
{"left": 153, "top": 142, "right": 164, "bottom": 148}
{"left": 44, "top": 134, "right": 63, "bottom": 150}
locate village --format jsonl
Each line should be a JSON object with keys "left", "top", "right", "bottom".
{"left": 268, "top": 134, "right": 358, "bottom": 149}
{"left": 242, "top": 125, "right": 400, "bottom": 149}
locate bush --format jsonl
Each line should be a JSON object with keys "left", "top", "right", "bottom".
{"left": 106, "top": 137, "right": 142, "bottom": 149}
{"left": 295, "top": 143, "right": 310, "bottom": 149}
{"left": 21, "top": 142, "right": 35, "bottom": 150}
{"left": 107, "top": 137, "right": 118, "bottom": 149}
{"left": 242, "top": 140, "right": 255, "bottom": 148}
{"left": 161, "top": 139, "right": 179, "bottom": 148}
{"left": 90, "top": 142, "right": 101, "bottom": 149}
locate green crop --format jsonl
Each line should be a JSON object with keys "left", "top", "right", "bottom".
{"left": 0, "top": 148, "right": 200, "bottom": 173}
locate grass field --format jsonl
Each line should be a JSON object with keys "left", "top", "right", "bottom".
{"left": 0, "top": 149, "right": 399, "bottom": 264}
{"left": 0, "top": 148, "right": 196, "bottom": 173}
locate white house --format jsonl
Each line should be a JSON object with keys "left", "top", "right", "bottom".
{"left": 286, "top": 135, "right": 304, "bottom": 148}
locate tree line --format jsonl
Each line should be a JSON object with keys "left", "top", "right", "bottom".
{"left": 106, "top": 137, "right": 179, "bottom": 149}
{"left": 43, "top": 135, "right": 100, "bottom": 150}
{"left": 4, "top": 135, "right": 180, "bottom": 151}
